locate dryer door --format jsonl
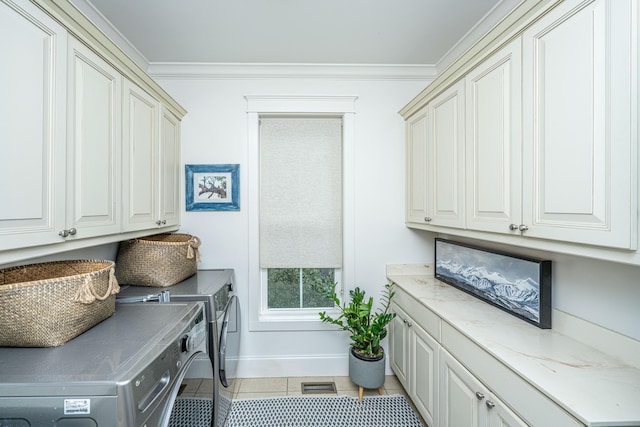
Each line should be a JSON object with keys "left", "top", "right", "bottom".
{"left": 218, "top": 295, "right": 239, "bottom": 388}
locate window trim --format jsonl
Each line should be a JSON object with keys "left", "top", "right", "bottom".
{"left": 247, "top": 95, "right": 357, "bottom": 332}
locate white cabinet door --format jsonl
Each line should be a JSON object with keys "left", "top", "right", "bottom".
{"left": 390, "top": 304, "right": 410, "bottom": 389}
{"left": 405, "top": 106, "right": 429, "bottom": 225}
{"left": 466, "top": 38, "right": 522, "bottom": 235}
{"left": 440, "top": 347, "right": 528, "bottom": 427}
{"left": 66, "top": 37, "right": 121, "bottom": 239}
{"left": 440, "top": 347, "right": 483, "bottom": 427}
{"left": 521, "top": 0, "right": 637, "bottom": 249}
{"left": 159, "top": 106, "right": 181, "bottom": 228}
{"left": 123, "top": 82, "right": 180, "bottom": 232}
{"left": 411, "top": 320, "right": 439, "bottom": 427}
{"left": 122, "top": 79, "right": 159, "bottom": 232}
{"left": 391, "top": 303, "right": 438, "bottom": 427}
{"left": 0, "top": 0, "right": 67, "bottom": 250}
{"left": 427, "top": 80, "right": 465, "bottom": 228}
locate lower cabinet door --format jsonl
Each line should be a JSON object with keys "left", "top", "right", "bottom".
{"left": 439, "top": 347, "right": 483, "bottom": 427}
{"left": 412, "top": 322, "right": 438, "bottom": 427}
{"left": 439, "top": 347, "right": 529, "bottom": 427}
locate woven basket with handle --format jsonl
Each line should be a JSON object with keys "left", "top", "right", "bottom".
{"left": 115, "top": 233, "right": 201, "bottom": 287}
{"left": 0, "top": 260, "right": 119, "bottom": 347}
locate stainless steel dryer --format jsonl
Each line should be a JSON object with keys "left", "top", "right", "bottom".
{"left": 117, "top": 269, "right": 240, "bottom": 427}
{"left": 0, "top": 302, "right": 206, "bottom": 427}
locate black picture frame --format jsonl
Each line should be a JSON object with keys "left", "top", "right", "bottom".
{"left": 435, "top": 238, "right": 551, "bottom": 329}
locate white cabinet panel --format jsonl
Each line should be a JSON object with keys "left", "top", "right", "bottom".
{"left": 440, "top": 347, "right": 528, "bottom": 427}
{"left": 521, "top": 0, "right": 636, "bottom": 249}
{"left": 427, "top": 80, "right": 465, "bottom": 228}
{"left": 405, "top": 107, "right": 428, "bottom": 224}
{"left": 0, "top": 0, "right": 67, "bottom": 250}
{"left": 412, "top": 321, "right": 438, "bottom": 427}
{"left": 122, "top": 79, "right": 159, "bottom": 231}
{"left": 67, "top": 37, "right": 121, "bottom": 239}
{"left": 159, "top": 106, "right": 180, "bottom": 227}
{"left": 391, "top": 301, "right": 438, "bottom": 427}
{"left": 466, "top": 38, "right": 522, "bottom": 234}
{"left": 123, "top": 81, "right": 181, "bottom": 231}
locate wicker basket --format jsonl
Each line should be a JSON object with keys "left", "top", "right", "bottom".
{"left": 0, "top": 260, "right": 119, "bottom": 348}
{"left": 115, "top": 233, "right": 201, "bottom": 287}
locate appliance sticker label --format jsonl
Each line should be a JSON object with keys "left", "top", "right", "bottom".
{"left": 64, "top": 399, "right": 91, "bottom": 415}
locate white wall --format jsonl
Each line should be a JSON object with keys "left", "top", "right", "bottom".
{"left": 154, "top": 74, "right": 435, "bottom": 377}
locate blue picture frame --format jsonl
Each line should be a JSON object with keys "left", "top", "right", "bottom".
{"left": 185, "top": 164, "right": 240, "bottom": 211}
{"left": 435, "top": 238, "right": 551, "bottom": 329}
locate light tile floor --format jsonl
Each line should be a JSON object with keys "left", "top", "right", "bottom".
{"left": 180, "top": 375, "right": 405, "bottom": 399}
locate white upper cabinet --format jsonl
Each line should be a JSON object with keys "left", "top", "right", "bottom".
{"left": 521, "top": 0, "right": 637, "bottom": 250}
{"left": 122, "top": 81, "right": 181, "bottom": 232}
{"left": 405, "top": 106, "right": 429, "bottom": 224}
{"left": 402, "top": 0, "right": 638, "bottom": 255}
{"left": 122, "top": 79, "right": 159, "bottom": 232}
{"left": 426, "top": 80, "right": 466, "bottom": 228}
{"left": 0, "top": 0, "right": 185, "bottom": 263}
{"left": 66, "top": 36, "right": 122, "bottom": 239}
{"left": 0, "top": 0, "right": 67, "bottom": 251}
{"left": 465, "top": 38, "right": 522, "bottom": 235}
{"left": 159, "top": 106, "right": 181, "bottom": 228}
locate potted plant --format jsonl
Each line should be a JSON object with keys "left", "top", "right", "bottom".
{"left": 319, "top": 282, "right": 396, "bottom": 401}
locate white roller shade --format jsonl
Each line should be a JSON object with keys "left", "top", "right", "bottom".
{"left": 259, "top": 117, "right": 343, "bottom": 268}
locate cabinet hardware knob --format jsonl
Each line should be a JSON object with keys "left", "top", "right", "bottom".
{"left": 68, "top": 228, "right": 77, "bottom": 236}
{"left": 162, "top": 219, "right": 167, "bottom": 225}
{"left": 518, "top": 224, "right": 529, "bottom": 232}
{"left": 59, "top": 229, "right": 69, "bottom": 238}
{"left": 475, "top": 392, "right": 485, "bottom": 400}
{"left": 486, "top": 400, "right": 496, "bottom": 409}
{"left": 407, "top": 322, "right": 412, "bottom": 327}
{"left": 424, "top": 217, "right": 432, "bottom": 222}
{"left": 156, "top": 220, "right": 162, "bottom": 226}
{"left": 403, "top": 319, "right": 408, "bottom": 324}
{"left": 509, "top": 224, "right": 519, "bottom": 231}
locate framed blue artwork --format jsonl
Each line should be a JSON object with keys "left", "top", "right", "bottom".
{"left": 185, "top": 164, "right": 240, "bottom": 211}
{"left": 435, "top": 238, "right": 551, "bottom": 329}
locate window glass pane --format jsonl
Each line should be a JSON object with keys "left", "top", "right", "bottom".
{"left": 302, "top": 268, "right": 335, "bottom": 308}
{"left": 267, "top": 268, "right": 300, "bottom": 308}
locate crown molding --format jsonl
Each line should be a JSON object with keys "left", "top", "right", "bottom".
{"left": 147, "top": 62, "right": 437, "bottom": 81}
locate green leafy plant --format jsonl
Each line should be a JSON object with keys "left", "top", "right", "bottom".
{"left": 319, "top": 282, "right": 396, "bottom": 359}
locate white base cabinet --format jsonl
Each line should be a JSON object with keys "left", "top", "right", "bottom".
{"left": 389, "top": 286, "right": 584, "bottom": 427}
{"left": 439, "top": 348, "right": 527, "bottom": 427}
{"left": 390, "top": 303, "right": 438, "bottom": 426}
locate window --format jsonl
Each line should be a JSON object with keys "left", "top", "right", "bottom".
{"left": 259, "top": 117, "right": 342, "bottom": 311}
{"left": 246, "top": 95, "right": 357, "bottom": 331}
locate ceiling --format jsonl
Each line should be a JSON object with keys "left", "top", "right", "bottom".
{"left": 81, "top": 0, "right": 520, "bottom": 65}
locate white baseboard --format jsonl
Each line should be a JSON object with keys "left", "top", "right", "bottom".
{"left": 185, "top": 353, "right": 397, "bottom": 379}
{"left": 235, "top": 354, "right": 395, "bottom": 378}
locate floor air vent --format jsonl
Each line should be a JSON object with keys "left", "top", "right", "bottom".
{"left": 301, "top": 382, "right": 337, "bottom": 394}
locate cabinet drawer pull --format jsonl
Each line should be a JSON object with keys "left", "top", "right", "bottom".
{"left": 424, "top": 216, "right": 432, "bottom": 222}
{"left": 509, "top": 223, "right": 519, "bottom": 231}
{"left": 486, "top": 400, "right": 496, "bottom": 409}
{"left": 475, "top": 392, "right": 485, "bottom": 400}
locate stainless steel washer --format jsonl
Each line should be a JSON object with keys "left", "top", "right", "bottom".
{"left": 0, "top": 302, "right": 205, "bottom": 427}
{"left": 117, "top": 269, "right": 240, "bottom": 427}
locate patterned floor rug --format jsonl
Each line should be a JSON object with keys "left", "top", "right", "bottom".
{"left": 225, "top": 395, "right": 424, "bottom": 427}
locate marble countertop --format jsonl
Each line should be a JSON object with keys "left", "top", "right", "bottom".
{"left": 386, "top": 264, "right": 640, "bottom": 427}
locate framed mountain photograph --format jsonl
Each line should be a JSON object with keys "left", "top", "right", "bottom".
{"left": 435, "top": 238, "right": 551, "bottom": 329}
